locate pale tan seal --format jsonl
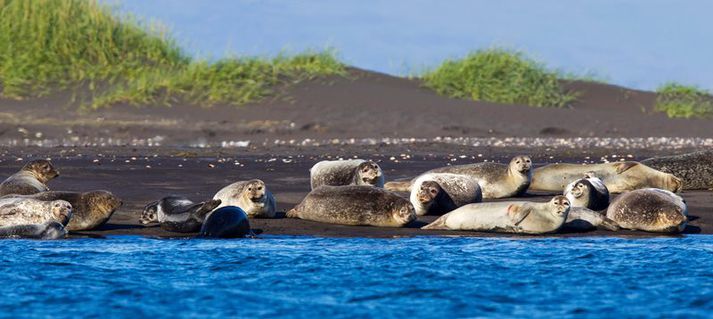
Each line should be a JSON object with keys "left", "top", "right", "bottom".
{"left": 287, "top": 185, "right": 416, "bottom": 227}
{"left": 140, "top": 196, "right": 221, "bottom": 233}
{"left": 422, "top": 195, "right": 570, "bottom": 234}
{"left": 531, "top": 161, "right": 682, "bottom": 193}
{"left": 0, "top": 160, "right": 59, "bottom": 196}
{"left": 0, "top": 197, "right": 72, "bottom": 227}
{"left": 310, "top": 159, "right": 385, "bottom": 189}
{"left": 409, "top": 173, "right": 482, "bottom": 216}
{"left": 563, "top": 172, "right": 610, "bottom": 211}
{"left": 0, "top": 221, "right": 67, "bottom": 240}
{"left": 563, "top": 207, "right": 619, "bottom": 232}
{"left": 606, "top": 188, "right": 688, "bottom": 233}
{"left": 641, "top": 150, "right": 713, "bottom": 190}
{"left": 2, "top": 191, "right": 122, "bottom": 231}
{"left": 385, "top": 155, "right": 532, "bottom": 199}
{"left": 213, "top": 179, "right": 276, "bottom": 218}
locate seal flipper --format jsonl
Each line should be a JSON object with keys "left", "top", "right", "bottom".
{"left": 598, "top": 216, "right": 620, "bottom": 231}
{"left": 384, "top": 180, "right": 412, "bottom": 192}
{"left": 614, "top": 162, "right": 638, "bottom": 174}
{"left": 507, "top": 204, "right": 532, "bottom": 226}
{"left": 422, "top": 215, "right": 448, "bottom": 230}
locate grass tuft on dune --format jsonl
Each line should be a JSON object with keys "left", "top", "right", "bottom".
{"left": 421, "top": 48, "right": 577, "bottom": 107}
{"left": 0, "top": 0, "right": 344, "bottom": 108}
{"left": 655, "top": 83, "right": 712, "bottom": 119}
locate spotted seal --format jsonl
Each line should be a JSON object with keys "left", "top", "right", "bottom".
{"left": 422, "top": 195, "right": 570, "bottom": 234}
{"left": 310, "top": 159, "right": 385, "bottom": 189}
{"left": 641, "top": 150, "right": 713, "bottom": 190}
{"left": 199, "top": 206, "right": 252, "bottom": 238}
{"left": 563, "top": 172, "right": 610, "bottom": 211}
{"left": 531, "top": 161, "right": 682, "bottom": 193}
{"left": 409, "top": 173, "right": 482, "bottom": 216}
{"left": 0, "top": 221, "right": 67, "bottom": 240}
{"left": 213, "top": 179, "right": 276, "bottom": 218}
{"left": 0, "top": 160, "right": 59, "bottom": 196}
{"left": 287, "top": 185, "right": 416, "bottom": 227}
{"left": 140, "top": 196, "right": 222, "bottom": 233}
{"left": 606, "top": 188, "right": 688, "bottom": 233}
{"left": 0, "top": 197, "right": 72, "bottom": 227}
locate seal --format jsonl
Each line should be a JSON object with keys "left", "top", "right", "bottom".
{"left": 287, "top": 185, "right": 416, "bottom": 227}
{"left": 409, "top": 173, "right": 482, "bottom": 216}
{"left": 310, "top": 159, "right": 385, "bottom": 189}
{"left": 2, "top": 190, "right": 122, "bottom": 231}
{"left": 140, "top": 196, "right": 222, "bottom": 233}
{"left": 213, "top": 179, "right": 276, "bottom": 218}
{"left": 562, "top": 207, "right": 619, "bottom": 232}
{"left": 0, "top": 197, "right": 72, "bottom": 227}
{"left": 199, "top": 206, "right": 252, "bottom": 238}
{"left": 0, "top": 221, "right": 67, "bottom": 240}
{"left": 422, "top": 195, "right": 570, "bottom": 234}
{"left": 531, "top": 161, "right": 682, "bottom": 193}
{"left": 385, "top": 155, "right": 532, "bottom": 199}
{"left": 606, "top": 188, "right": 688, "bottom": 233}
{"left": 0, "top": 160, "right": 59, "bottom": 196}
{"left": 641, "top": 150, "right": 713, "bottom": 190}
{"left": 563, "top": 172, "right": 610, "bottom": 211}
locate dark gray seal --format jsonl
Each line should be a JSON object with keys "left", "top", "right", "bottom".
{"left": 140, "top": 196, "right": 222, "bottom": 233}
{"left": 641, "top": 150, "right": 713, "bottom": 190}
{"left": 199, "top": 206, "right": 252, "bottom": 238}
{"left": 0, "top": 221, "right": 67, "bottom": 240}
{"left": 0, "top": 160, "right": 60, "bottom": 196}
{"left": 409, "top": 173, "right": 482, "bottom": 216}
{"left": 606, "top": 188, "right": 688, "bottom": 233}
{"left": 287, "top": 185, "right": 416, "bottom": 227}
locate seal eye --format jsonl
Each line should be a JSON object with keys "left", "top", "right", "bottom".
{"left": 429, "top": 189, "right": 437, "bottom": 195}
{"left": 257, "top": 186, "right": 263, "bottom": 191}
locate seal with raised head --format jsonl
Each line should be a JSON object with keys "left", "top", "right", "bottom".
{"left": 563, "top": 172, "right": 610, "bottom": 211}
{"left": 562, "top": 207, "right": 619, "bottom": 232}
{"left": 140, "top": 196, "right": 222, "bottom": 233}
{"left": 310, "top": 159, "right": 385, "bottom": 189}
{"left": 0, "top": 197, "right": 72, "bottom": 227}
{"left": 422, "top": 195, "right": 570, "bottom": 234}
{"left": 287, "top": 185, "right": 416, "bottom": 227}
{"left": 409, "top": 173, "right": 482, "bottom": 216}
{"left": 385, "top": 155, "right": 532, "bottom": 199}
{"left": 2, "top": 190, "right": 122, "bottom": 231}
{"left": 641, "top": 150, "right": 713, "bottom": 190}
{"left": 0, "top": 160, "right": 59, "bottom": 196}
{"left": 199, "top": 206, "right": 252, "bottom": 238}
{"left": 531, "top": 161, "right": 682, "bottom": 193}
{"left": 0, "top": 221, "right": 67, "bottom": 240}
{"left": 606, "top": 188, "right": 688, "bottom": 233}
{"left": 213, "top": 179, "right": 276, "bottom": 218}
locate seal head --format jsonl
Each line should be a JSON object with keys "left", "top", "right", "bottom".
{"left": 23, "top": 160, "right": 60, "bottom": 183}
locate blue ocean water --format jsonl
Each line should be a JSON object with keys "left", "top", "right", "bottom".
{"left": 1, "top": 235, "right": 712, "bottom": 318}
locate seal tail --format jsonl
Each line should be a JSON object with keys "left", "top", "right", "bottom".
{"left": 384, "top": 179, "right": 412, "bottom": 192}
{"left": 598, "top": 217, "right": 620, "bottom": 231}
{"left": 422, "top": 216, "right": 449, "bottom": 230}
{"left": 286, "top": 208, "right": 299, "bottom": 219}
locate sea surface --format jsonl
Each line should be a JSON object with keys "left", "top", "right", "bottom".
{"left": 1, "top": 235, "right": 711, "bottom": 318}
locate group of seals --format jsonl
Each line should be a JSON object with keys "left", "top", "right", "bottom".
{"left": 310, "top": 159, "right": 384, "bottom": 189}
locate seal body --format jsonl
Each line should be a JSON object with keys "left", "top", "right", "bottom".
{"left": 310, "top": 159, "right": 385, "bottom": 189}
{"left": 213, "top": 179, "right": 276, "bottom": 218}
{"left": 563, "top": 173, "right": 610, "bottom": 211}
{"left": 409, "top": 173, "right": 482, "bottom": 216}
{"left": 0, "top": 197, "right": 72, "bottom": 227}
{"left": 606, "top": 188, "right": 688, "bottom": 233}
{"left": 287, "top": 186, "right": 416, "bottom": 227}
{"left": 641, "top": 151, "right": 713, "bottom": 190}
{"left": 422, "top": 196, "right": 570, "bottom": 234}
{"left": 0, "top": 160, "right": 59, "bottom": 196}
{"left": 0, "top": 221, "right": 67, "bottom": 240}
{"left": 140, "top": 196, "right": 221, "bottom": 233}
{"left": 563, "top": 207, "right": 619, "bottom": 232}
{"left": 531, "top": 162, "right": 682, "bottom": 193}
{"left": 199, "top": 206, "right": 252, "bottom": 238}
{"left": 2, "top": 191, "right": 122, "bottom": 231}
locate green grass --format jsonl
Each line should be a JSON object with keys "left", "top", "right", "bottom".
{"left": 0, "top": 0, "right": 344, "bottom": 108}
{"left": 421, "top": 48, "right": 577, "bottom": 107}
{"left": 655, "top": 83, "right": 713, "bottom": 119}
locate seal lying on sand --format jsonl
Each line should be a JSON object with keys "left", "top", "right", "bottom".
{"left": 140, "top": 196, "right": 222, "bottom": 233}
{"left": 409, "top": 173, "right": 482, "bottom": 216}
{"left": 563, "top": 173, "right": 610, "bottom": 211}
{"left": 2, "top": 191, "right": 122, "bottom": 231}
{"left": 287, "top": 186, "right": 416, "bottom": 227}
{"left": 563, "top": 207, "right": 619, "bottom": 232}
{"left": 0, "top": 221, "right": 67, "bottom": 240}
{"left": 0, "top": 160, "right": 60, "bottom": 196}
{"left": 386, "top": 155, "right": 532, "bottom": 199}
{"left": 213, "top": 179, "right": 276, "bottom": 218}
{"left": 199, "top": 206, "right": 252, "bottom": 238}
{"left": 531, "top": 162, "right": 682, "bottom": 193}
{"left": 0, "top": 197, "right": 72, "bottom": 227}
{"left": 606, "top": 188, "right": 688, "bottom": 233}
{"left": 641, "top": 150, "right": 713, "bottom": 190}
{"left": 310, "top": 159, "right": 385, "bottom": 189}
{"left": 422, "top": 196, "right": 570, "bottom": 234}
